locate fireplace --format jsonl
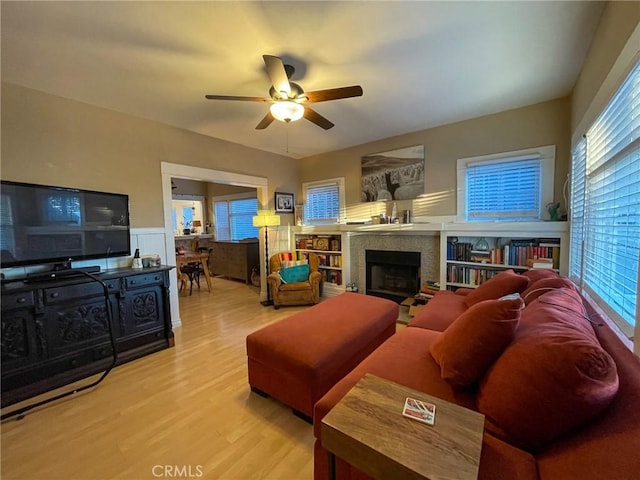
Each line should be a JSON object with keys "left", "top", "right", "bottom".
{"left": 366, "top": 250, "right": 420, "bottom": 303}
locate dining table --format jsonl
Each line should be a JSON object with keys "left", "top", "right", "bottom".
{"left": 176, "top": 252, "right": 212, "bottom": 295}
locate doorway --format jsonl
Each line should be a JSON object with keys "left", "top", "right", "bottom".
{"left": 161, "top": 162, "right": 268, "bottom": 327}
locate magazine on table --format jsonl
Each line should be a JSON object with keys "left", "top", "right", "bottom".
{"left": 402, "top": 397, "right": 436, "bottom": 425}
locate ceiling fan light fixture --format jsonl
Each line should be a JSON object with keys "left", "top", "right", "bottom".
{"left": 270, "top": 101, "right": 304, "bottom": 123}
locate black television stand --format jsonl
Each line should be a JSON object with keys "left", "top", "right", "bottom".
{"left": 1, "top": 265, "right": 175, "bottom": 407}
{"left": 26, "top": 265, "right": 101, "bottom": 282}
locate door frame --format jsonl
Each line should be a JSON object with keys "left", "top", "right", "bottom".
{"left": 161, "top": 162, "right": 268, "bottom": 326}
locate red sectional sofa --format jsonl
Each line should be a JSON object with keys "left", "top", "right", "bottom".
{"left": 313, "top": 269, "right": 640, "bottom": 480}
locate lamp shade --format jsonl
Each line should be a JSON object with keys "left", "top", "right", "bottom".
{"left": 253, "top": 210, "right": 281, "bottom": 227}
{"left": 270, "top": 101, "right": 304, "bottom": 123}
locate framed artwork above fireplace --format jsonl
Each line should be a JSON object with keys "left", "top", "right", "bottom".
{"left": 361, "top": 145, "right": 425, "bottom": 202}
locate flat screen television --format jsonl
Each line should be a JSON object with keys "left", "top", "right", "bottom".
{"left": 0, "top": 180, "right": 130, "bottom": 269}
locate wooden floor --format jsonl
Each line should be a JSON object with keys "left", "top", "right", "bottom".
{"left": 1, "top": 278, "right": 318, "bottom": 480}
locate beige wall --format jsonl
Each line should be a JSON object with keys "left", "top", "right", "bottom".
{"left": 171, "top": 178, "right": 208, "bottom": 196}
{"left": 207, "top": 183, "right": 255, "bottom": 197}
{"left": 4, "top": 0, "right": 636, "bottom": 230}
{"left": 0, "top": 83, "right": 299, "bottom": 228}
{"left": 298, "top": 97, "right": 571, "bottom": 219}
{"left": 571, "top": 1, "right": 640, "bottom": 138}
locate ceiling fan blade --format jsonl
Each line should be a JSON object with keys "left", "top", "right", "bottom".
{"left": 255, "top": 111, "right": 275, "bottom": 130}
{"left": 304, "top": 85, "right": 363, "bottom": 103}
{"left": 263, "top": 55, "right": 291, "bottom": 98}
{"left": 205, "top": 94, "right": 269, "bottom": 102}
{"left": 303, "top": 107, "right": 334, "bottom": 130}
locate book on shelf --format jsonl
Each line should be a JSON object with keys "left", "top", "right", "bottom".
{"left": 447, "top": 264, "right": 499, "bottom": 285}
{"left": 503, "top": 240, "right": 560, "bottom": 269}
{"left": 470, "top": 252, "right": 491, "bottom": 263}
{"left": 317, "top": 254, "right": 342, "bottom": 268}
{"left": 538, "top": 238, "right": 561, "bottom": 246}
{"left": 526, "top": 258, "right": 554, "bottom": 269}
{"left": 323, "top": 269, "right": 342, "bottom": 285}
{"left": 448, "top": 236, "right": 561, "bottom": 270}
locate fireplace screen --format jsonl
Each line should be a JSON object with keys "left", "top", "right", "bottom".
{"left": 366, "top": 250, "right": 420, "bottom": 302}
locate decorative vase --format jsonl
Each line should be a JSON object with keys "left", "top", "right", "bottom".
{"left": 474, "top": 237, "right": 490, "bottom": 251}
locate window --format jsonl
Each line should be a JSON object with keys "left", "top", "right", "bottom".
{"left": 569, "top": 140, "right": 586, "bottom": 281}
{"left": 570, "top": 61, "right": 639, "bottom": 340}
{"left": 171, "top": 196, "right": 204, "bottom": 234}
{"left": 457, "top": 145, "right": 555, "bottom": 221}
{"left": 214, "top": 196, "right": 258, "bottom": 241}
{"left": 302, "top": 178, "right": 345, "bottom": 225}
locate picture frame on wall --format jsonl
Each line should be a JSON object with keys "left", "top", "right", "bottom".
{"left": 275, "top": 192, "right": 295, "bottom": 213}
{"left": 361, "top": 145, "right": 425, "bottom": 202}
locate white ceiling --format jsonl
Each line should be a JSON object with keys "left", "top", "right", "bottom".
{"left": 1, "top": 1, "right": 604, "bottom": 159}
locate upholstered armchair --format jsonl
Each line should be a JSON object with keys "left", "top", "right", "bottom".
{"left": 267, "top": 252, "right": 322, "bottom": 309}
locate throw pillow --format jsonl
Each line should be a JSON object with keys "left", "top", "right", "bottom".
{"left": 521, "top": 277, "right": 575, "bottom": 305}
{"left": 464, "top": 269, "right": 530, "bottom": 307}
{"left": 477, "top": 288, "right": 619, "bottom": 452}
{"left": 430, "top": 296, "right": 524, "bottom": 386}
{"left": 279, "top": 264, "right": 310, "bottom": 283}
{"left": 281, "top": 259, "right": 308, "bottom": 269}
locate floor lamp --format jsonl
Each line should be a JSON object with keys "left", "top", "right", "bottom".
{"left": 253, "top": 210, "right": 281, "bottom": 306}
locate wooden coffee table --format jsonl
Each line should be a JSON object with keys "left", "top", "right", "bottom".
{"left": 321, "top": 374, "right": 485, "bottom": 480}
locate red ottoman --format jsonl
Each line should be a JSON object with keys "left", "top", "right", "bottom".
{"left": 246, "top": 293, "right": 399, "bottom": 421}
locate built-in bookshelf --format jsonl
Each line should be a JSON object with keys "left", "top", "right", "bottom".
{"left": 440, "top": 224, "right": 567, "bottom": 291}
{"left": 294, "top": 232, "right": 345, "bottom": 295}
{"left": 290, "top": 221, "right": 568, "bottom": 297}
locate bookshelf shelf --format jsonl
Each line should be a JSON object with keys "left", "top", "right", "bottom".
{"left": 446, "top": 260, "right": 529, "bottom": 270}
{"left": 294, "top": 232, "right": 345, "bottom": 294}
{"left": 441, "top": 230, "right": 566, "bottom": 291}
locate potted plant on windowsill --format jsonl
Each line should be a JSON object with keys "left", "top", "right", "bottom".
{"left": 182, "top": 218, "right": 192, "bottom": 236}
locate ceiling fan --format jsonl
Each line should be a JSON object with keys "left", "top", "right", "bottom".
{"left": 205, "top": 55, "right": 363, "bottom": 130}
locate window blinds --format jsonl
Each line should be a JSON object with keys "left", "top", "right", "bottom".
{"left": 214, "top": 202, "right": 230, "bottom": 241}
{"left": 229, "top": 198, "right": 258, "bottom": 241}
{"left": 465, "top": 157, "right": 542, "bottom": 221}
{"left": 569, "top": 139, "right": 586, "bottom": 281}
{"left": 304, "top": 182, "right": 340, "bottom": 224}
{"left": 571, "top": 61, "right": 639, "bottom": 332}
{"left": 214, "top": 198, "right": 258, "bottom": 241}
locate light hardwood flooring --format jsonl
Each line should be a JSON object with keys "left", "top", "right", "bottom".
{"left": 1, "top": 278, "right": 321, "bottom": 480}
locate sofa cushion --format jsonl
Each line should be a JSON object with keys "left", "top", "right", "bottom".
{"left": 464, "top": 269, "right": 530, "bottom": 307}
{"left": 477, "top": 288, "right": 619, "bottom": 452}
{"left": 407, "top": 290, "right": 468, "bottom": 331}
{"left": 478, "top": 434, "right": 538, "bottom": 480}
{"left": 430, "top": 296, "right": 523, "bottom": 386}
{"left": 521, "top": 276, "right": 575, "bottom": 305}
{"left": 313, "top": 327, "right": 477, "bottom": 439}
{"left": 535, "top": 314, "right": 640, "bottom": 480}
{"left": 521, "top": 268, "right": 559, "bottom": 283}
{"left": 279, "top": 264, "right": 310, "bottom": 283}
